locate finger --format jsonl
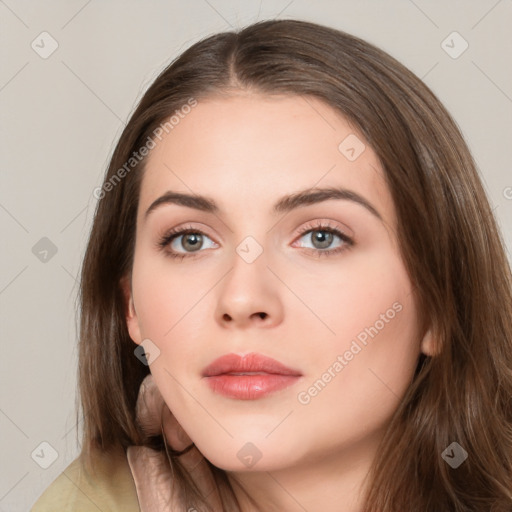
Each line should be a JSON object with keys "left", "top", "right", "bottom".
{"left": 136, "top": 375, "right": 195, "bottom": 453}
{"left": 135, "top": 374, "right": 165, "bottom": 436}
{"left": 173, "top": 449, "right": 224, "bottom": 511}
{"left": 159, "top": 410, "right": 223, "bottom": 509}
{"left": 132, "top": 377, "right": 224, "bottom": 510}
{"left": 161, "top": 404, "right": 193, "bottom": 451}
{"left": 129, "top": 444, "right": 223, "bottom": 510}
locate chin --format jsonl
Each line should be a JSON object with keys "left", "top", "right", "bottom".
{"left": 193, "top": 435, "right": 303, "bottom": 473}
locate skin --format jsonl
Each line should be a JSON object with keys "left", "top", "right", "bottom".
{"left": 122, "top": 93, "right": 435, "bottom": 512}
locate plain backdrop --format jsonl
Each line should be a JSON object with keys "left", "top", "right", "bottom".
{"left": 0, "top": 1, "right": 511, "bottom": 510}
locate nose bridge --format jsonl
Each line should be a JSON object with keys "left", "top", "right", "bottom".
{"left": 214, "top": 232, "right": 283, "bottom": 327}
{"left": 223, "top": 233, "right": 270, "bottom": 301}
{"left": 235, "top": 233, "right": 266, "bottom": 266}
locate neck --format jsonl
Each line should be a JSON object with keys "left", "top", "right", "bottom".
{"left": 225, "top": 432, "right": 382, "bottom": 512}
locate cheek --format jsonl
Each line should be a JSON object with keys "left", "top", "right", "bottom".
{"left": 130, "top": 250, "right": 212, "bottom": 402}
{"left": 292, "top": 293, "right": 419, "bottom": 455}
{"left": 131, "top": 248, "right": 209, "bottom": 341}
{"left": 328, "top": 249, "right": 421, "bottom": 387}
{"left": 285, "top": 245, "right": 415, "bottom": 354}
{"left": 291, "top": 248, "right": 421, "bottom": 421}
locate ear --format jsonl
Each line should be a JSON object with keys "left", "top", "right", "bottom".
{"left": 120, "top": 275, "right": 143, "bottom": 345}
{"left": 419, "top": 327, "right": 437, "bottom": 357}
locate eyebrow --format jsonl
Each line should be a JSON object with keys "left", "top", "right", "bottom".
{"left": 144, "top": 186, "right": 383, "bottom": 221}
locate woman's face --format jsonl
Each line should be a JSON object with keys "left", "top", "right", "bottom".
{"left": 123, "top": 93, "right": 434, "bottom": 472}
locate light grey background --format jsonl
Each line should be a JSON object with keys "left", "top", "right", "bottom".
{"left": 1, "top": 1, "right": 511, "bottom": 510}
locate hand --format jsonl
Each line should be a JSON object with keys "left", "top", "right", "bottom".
{"left": 127, "top": 374, "right": 224, "bottom": 512}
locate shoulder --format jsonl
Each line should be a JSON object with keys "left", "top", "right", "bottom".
{"left": 31, "top": 444, "right": 140, "bottom": 512}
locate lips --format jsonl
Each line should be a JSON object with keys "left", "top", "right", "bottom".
{"left": 202, "top": 353, "right": 302, "bottom": 400}
{"left": 202, "top": 352, "right": 301, "bottom": 377}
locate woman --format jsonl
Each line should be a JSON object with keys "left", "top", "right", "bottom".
{"left": 31, "top": 18, "right": 512, "bottom": 512}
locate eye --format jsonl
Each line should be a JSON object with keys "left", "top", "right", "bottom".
{"left": 157, "top": 221, "right": 354, "bottom": 261}
{"left": 157, "top": 225, "right": 217, "bottom": 260}
{"left": 293, "top": 221, "right": 354, "bottom": 257}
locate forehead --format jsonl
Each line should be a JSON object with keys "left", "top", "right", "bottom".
{"left": 138, "top": 93, "right": 395, "bottom": 226}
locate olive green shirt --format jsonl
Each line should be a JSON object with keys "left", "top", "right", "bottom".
{"left": 31, "top": 446, "right": 140, "bottom": 511}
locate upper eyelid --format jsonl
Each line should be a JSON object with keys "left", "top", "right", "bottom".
{"left": 297, "top": 220, "right": 349, "bottom": 234}
{"left": 166, "top": 221, "right": 347, "bottom": 236}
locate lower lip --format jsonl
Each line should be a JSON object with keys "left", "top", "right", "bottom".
{"left": 204, "top": 374, "right": 301, "bottom": 400}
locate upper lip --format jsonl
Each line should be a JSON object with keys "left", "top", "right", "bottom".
{"left": 201, "top": 352, "right": 302, "bottom": 377}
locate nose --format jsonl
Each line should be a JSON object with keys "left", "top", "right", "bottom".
{"left": 214, "top": 247, "right": 284, "bottom": 329}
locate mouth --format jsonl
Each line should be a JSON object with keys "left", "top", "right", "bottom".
{"left": 201, "top": 353, "right": 302, "bottom": 400}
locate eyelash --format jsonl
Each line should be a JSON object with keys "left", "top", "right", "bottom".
{"left": 157, "top": 221, "right": 354, "bottom": 261}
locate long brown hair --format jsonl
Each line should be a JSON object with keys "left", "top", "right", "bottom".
{"left": 78, "top": 19, "right": 512, "bottom": 511}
